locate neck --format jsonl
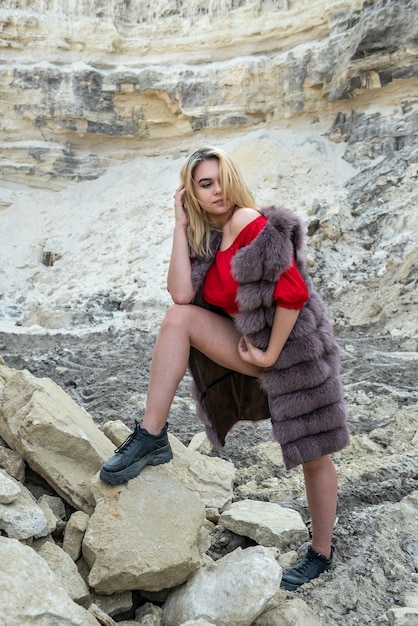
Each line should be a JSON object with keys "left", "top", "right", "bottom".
{"left": 208, "top": 206, "right": 236, "bottom": 229}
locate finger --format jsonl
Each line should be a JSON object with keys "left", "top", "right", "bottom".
{"left": 239, "top": 337, "right": 247, "bottom": 352}
{"left": 174, "top": 187, "right": 186, "bottom": 202}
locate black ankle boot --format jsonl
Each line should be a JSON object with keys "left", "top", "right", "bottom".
{"left": 100, "top": 422, "right": 173, "bottom": 485}
{"left": 280, "top": 546, "right": 334, "bottom": 591}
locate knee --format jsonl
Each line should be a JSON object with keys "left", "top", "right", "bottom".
{"left": 302, "top": 455, "right": 333, "bottom": 474}
{"left": 161, "top": 303, "right": 193, "bottom": 330}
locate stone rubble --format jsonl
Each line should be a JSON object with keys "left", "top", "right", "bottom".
{"left": 0, "top": 537, "right": 100, "bottom": 626}
{"left": 1, "top": 358, "right": 417, "bottom": 625}
{"left": 0, "top": 359, "right": 315, "bottom": 624}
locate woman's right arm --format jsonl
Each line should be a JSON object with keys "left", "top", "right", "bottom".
{"left": 167, "top": 187, "right": 196, "bottom": 304}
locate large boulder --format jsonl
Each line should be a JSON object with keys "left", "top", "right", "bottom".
{"left": 83, "top": 469, "right": 205, "bottom": 594}
{"left": 163, "top": 546, "right": 282, "bottom": 626}
{"left": 0, "top": 365, "right": 114, "bottom": 513}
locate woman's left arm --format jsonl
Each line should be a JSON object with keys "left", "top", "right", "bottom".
{"left": 238, "top": 306, "right": 300, "bottom": 368}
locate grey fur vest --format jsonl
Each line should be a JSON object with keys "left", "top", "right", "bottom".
{"left": 189, "top": 206, "right": 350, "bottom": 469}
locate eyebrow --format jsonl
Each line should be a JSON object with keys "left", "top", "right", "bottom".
{"left": 197, "top": 177, "right": 212, "bottom": 183}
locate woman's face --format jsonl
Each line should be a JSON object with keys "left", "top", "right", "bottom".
{"left": 192, "top": 159, "right": 235, "bottom": 226}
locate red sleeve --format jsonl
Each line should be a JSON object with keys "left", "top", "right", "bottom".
{"left": 273, "top": 259, "right": 309, "bottom": 309}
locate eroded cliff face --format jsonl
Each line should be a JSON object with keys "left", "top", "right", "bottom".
{"left": 1, "top": 0, "right": 417, "bottom": 181}
{"left": 0, "top": 0, "right": 417, "bottom": 335}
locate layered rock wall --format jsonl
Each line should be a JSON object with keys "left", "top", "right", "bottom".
{"left": 1, "top": 0, "right": 417, "bottom": 182}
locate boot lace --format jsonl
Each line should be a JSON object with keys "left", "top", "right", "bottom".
{"left": 115, "top": 421, "right": 140, "bottom": 453}
{"left": 292, "top": 552, "right": 316, "bottom": 575}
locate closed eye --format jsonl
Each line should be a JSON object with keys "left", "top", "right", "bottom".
{"left": 198, "top": 178, "right": 213, "bottom": 187}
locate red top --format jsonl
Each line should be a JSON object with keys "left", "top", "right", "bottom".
{"left": 202, "top": 215, "right": 309, "bottom": 315}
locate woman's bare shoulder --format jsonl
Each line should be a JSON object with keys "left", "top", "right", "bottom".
{"left": 230, "top": 207, "right": 261, "bottom": 235}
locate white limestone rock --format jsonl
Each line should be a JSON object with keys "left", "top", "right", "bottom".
{"left": 0, "top": 468, "right": 21, "bottom": 504}
{"left": 0, "top": 444, "right": 26, "bottom": 481}
{"left": 0, "top": 364, "right": 115, "bottom": 514}
{"left": 219, "top": 499, "right": 309, "bottom": 549}
{"left": 134, "top": 602, "right": 164, "bottom": 625}
{"left": 83, "top": 468, "right": 205, "bottom": 594}
{"left": 37, "top": 496, "right": 59, "bottom": 535}
{"left": 89, "top": 603, "right": 119, "bottom": 626}
{"left": 37, "top": 540, "right": 90, "bottom": 604}
{"left": 387, "top": 606, "right": 418, "bottom": 625}
{"left": 90, "top": 590, "right": 134, "bottom": 620}
{"left": 168, "top": 434, "right": 235, "bottom": 509}
{"left": 180, "top": 621, "right": 215, "bottom": 626}
{"left": 253, "top": 597, "right": 322, "bottom": 626}
{"left": 102, "top": 419, "right": 132, "bottom": 447}
{"left": 38, "top": 493, "right": 66, "bottom": 520}
{"left": 63, "top": 510, "right": 90, "bottom": 561}
{"left": 0, "top": 536, "right": 100, "bottom": 625}
{"left": 188, "top": 431, "right": 213, "bottom": 455}
{"left": 163, "top": 545, "right": 282, "bottom": 626}
{"left": 0, "top": 473, "right": 54, "bottom": 540}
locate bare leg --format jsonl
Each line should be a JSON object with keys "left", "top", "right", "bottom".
{"left": 302, "top": 455, "right": 338, "bottom": 558}
{"left": 99, "top": 303, "right": 261, "bottom": 484}
{"left": 142, "top": 304, "right": 261, "bottom": 434}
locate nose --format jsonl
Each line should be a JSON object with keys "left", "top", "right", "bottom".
{"left": 214, "top": 180, "right": 221, "bottom": 195}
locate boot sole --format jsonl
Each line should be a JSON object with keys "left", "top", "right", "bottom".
{"left": 99, "top": 445, "right": 173, "bottom": 485}
{"left": 280, "top": 579, "right": 300, "bottom": 591}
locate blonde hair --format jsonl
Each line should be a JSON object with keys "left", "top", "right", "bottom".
{"left": 180, "top": 146, "right": 257, "bottom": 257}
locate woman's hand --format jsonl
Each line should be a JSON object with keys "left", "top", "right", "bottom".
{"left": 238, "top": 335, "right": 274, "bottom": 368}
{"left": 238, "top": 307, "right": 300, "bottom": 369}
{"left": 167, "top": 185, "right": 195, "bottom": 303}
{"left": 174, "top": 186, "right": 188, "bottom": 227}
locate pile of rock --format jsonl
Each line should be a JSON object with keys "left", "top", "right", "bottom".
{"left": 0, "top": 359, "right": 321, "bottom": 625}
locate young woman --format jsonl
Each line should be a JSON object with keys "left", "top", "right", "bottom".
{"left": 100, "top": 146, "right": 350, "bottom": 590}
